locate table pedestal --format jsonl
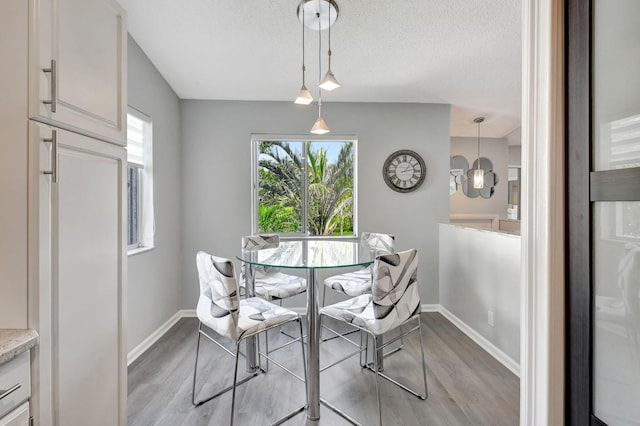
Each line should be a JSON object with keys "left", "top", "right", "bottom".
{"left": 306, "top": 268, "right": 321, "bottom": 420}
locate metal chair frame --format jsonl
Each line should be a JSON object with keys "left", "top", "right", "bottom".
{"left": 318, "top": 313, "right": 428, "bottom": 426}
{"left": 191, "top": 317, "right": 307, "bottom": 426}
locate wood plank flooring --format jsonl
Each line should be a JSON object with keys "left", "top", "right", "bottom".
{"left": 128, "top": 313, "right": 519, "bottom": 425}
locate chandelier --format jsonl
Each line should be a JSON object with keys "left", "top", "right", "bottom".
{"left": 294, "top": 0, "right": 340, "bottom": 135}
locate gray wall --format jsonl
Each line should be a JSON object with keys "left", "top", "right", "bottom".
{"left": 439, "top": 224, "right": 521, "bottom": 366}
{"left": 180, "top": 100, "right": 450, "bottom": 308}
{"left": 508, "top": 145, "right": 522, "bottom": 165}
{"left": 127, "top": 36, "right": 183, "bottom": 351}
{"left": 450, "top": 137, "right": 510, "bottom": 219}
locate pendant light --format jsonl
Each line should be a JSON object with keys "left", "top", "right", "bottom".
{"left": 310, "top": 3, "right": 329, "bottom": 134}
{"left": 473, "top": 117, "right": 485, "bottom": 189}
{"left": 294, "top": 7, "right": 313, "bottom": 105}
{"left": 297, "top": 0, "right": 338, "bottom": 134}
{"left": 318, "top": 0, "right": 340, "bottom": 91}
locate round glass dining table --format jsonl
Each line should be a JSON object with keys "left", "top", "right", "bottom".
{"left": 237, "top": 239, "right": 380, "bottom": 422}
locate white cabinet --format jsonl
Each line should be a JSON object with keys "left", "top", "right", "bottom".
{"left": 0, "top": 352, "right": 30, "bottom": 422}
{"left": 1, "top": 0, "right": 127, "bottom": 423}
{"left": 29, "top": 122, "right": 126, "bottom": 426}
{"left": 29, "top": 0, "right": 127, "bottom": 145}
{"left": 0, "top": 402, "right": 30, "bottom": 426}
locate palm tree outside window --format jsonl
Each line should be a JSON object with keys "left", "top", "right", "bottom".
{"left": 251, "top": 137, "right": 356, "bottom": 237}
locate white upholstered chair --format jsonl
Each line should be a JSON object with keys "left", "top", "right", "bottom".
{"left": 192, "top": 251, "right": 307, "bottom": 425}
{"left": 240, "top": 234, "right": 307, "bottom": 302}
{"left": 319, "top": 249, "right": 428, "bottom": 426}
{"left": 322, "top": 232, "right": 395, "bottom": 306}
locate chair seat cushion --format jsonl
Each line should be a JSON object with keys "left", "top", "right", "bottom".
{"left": 252, "top": 270, "right": 307, "bottom": 300}
{"left": 320, "top": 292, "right": 420, "bottom": 336}
{"left": 197, "top": 296, "right": 298, "bottom": 341}
{"left": 323, "top": 267, "right": 372, "bottom": 297}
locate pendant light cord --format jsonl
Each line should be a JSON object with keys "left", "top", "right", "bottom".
{"left": 302, "top": 8, "right": 306, "bottom": 85}
{"left": 477, "top": 120, "right": 481, "bottom": 168}
{"left": 327, "top": 1, "right": 332, "bottom": 69}
{"left": 317, "top": 4, "right": 322, "bottom": 110}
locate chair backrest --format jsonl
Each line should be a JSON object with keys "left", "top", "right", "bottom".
{"left": 371, "top": 249, "right": 420, "bottom": 327}
{"left": 195, "top": 251, "right": 240, "bottom": 335}
{"left": 361, "top": 232, "right": 395, "bottom": 253}
{"left": 240, "top": 235, "right": 281, "bottom": 282}
{"left": 241, "top": 234, "right": 280, "bottom": 250}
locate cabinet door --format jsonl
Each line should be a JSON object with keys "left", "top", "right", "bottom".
{"left": 0, "top": 402, "right": 30, "bottom": 426}
{"left": 29, "top": 121, "right": 126, "bottom": 426}
{"left": 29, "top": 0, "right": 127, "bottom": 145}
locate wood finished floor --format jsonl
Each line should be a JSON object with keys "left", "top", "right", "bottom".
{"left": 128, "top": 313, "right": 519, "bottom": 426}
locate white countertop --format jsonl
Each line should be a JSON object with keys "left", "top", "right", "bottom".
{"left": 0, "top": 329, "right": 38, "bottom": 364}
{"left": 441, "top": 222, "right": 521, "bottom": 237}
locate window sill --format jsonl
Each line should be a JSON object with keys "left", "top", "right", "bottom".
{"left": 128, "top": 246, "right": 154, "bottom": 257}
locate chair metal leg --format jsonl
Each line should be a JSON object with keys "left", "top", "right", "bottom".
{"left": 371, "top": 331, "right": 382, "bottom": 426}
{"left": 230, "top": 341, "right": 241, "bottom": 426}
{"left": 192, "top": 323, "right": 259, "bottom": 407}
{"left": 417, "top": 316, "right": 429, "bottom": 399}
{"left": 269, "top": 318, "right": 309, "bottom": 426}
{"left": 191, "top": 325, "right": 203, "bottom": 406}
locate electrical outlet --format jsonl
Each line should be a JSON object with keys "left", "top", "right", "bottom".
{"left": 488, "top": 310, "right": 495, "bottom": 327}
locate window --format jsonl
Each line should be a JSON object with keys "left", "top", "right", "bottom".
{"left": 127, "top": 108, "right": 154, "bottom": 252}
{"left": 252, "top": 136, "right": 356, "bottom": 237}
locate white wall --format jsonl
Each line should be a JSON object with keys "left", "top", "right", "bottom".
{"left": 180, "top": 101, "right": 450, "bottom": 309}
{"left": 126, "top": 36, "right": 183, "bottom": 351}
{"left": 439, "top": 224, "right": 521, "bottom": 366}
{"left": 450, "top": 136, "right": 510, "bottom": 219}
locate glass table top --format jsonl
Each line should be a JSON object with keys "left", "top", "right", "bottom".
{"left": 237, "top": 240, "right": 383, "bottom": 269}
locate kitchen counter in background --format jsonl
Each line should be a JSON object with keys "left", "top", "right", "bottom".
{"left": 0, "top": 329, "right": 38, "bottom": 364}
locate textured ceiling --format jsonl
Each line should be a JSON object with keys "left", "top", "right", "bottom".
{"left": 120, "top": 0, "right": 522, "bottom": 137}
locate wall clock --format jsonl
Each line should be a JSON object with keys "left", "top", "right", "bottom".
{"left": 382, "top": 150, "right": 426, "bottom": 193}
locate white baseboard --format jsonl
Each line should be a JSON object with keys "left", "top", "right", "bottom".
{"left": 421, "top": 304, "right": 440, "bottom": 312}
{"left": 128, "top": 305, "right": 520, "bottom": 378}
{"left": 437, "top": 305, "right": 520, "bottom": 377}
{"left": 127, "top": 309, "right": 193, "bottom": 366}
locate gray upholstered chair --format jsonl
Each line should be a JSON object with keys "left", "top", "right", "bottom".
{"left": 322, "top": 232, "right": 395, "bottom": 306}
{"left": 192, "top": 251, "right": 307, "bottom": 425}
{"left": 240, "top": 234, "right": 307, "bottom": 302}
{"left": 319, "top": 249, "right": 428, "bottom": 426}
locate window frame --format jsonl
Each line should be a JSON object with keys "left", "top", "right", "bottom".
{"left": 127, "top": 107, "right": 154, "bottom": 255}
{"left": 250, "top": 134, "right": 358, "bottom": 239}
{"left": 127, "top": 164, "right": 142, "bottom": 249}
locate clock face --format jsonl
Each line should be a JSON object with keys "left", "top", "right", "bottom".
{"left": 382, "top": 150, "right": 426, "bottom": 193}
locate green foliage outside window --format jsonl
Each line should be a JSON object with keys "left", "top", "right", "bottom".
{"left": 257, "top": 140, "right": 354, "bottom": 236}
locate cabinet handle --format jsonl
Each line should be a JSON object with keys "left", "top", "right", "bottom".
{"left": 0, "top": 383, "right": 21, "bottom": 400}
{"left": 43, "top": 129, "right": 58, "bottom": 183}
{"left": 43, "top": 59, "right": 57, "bottom": 113}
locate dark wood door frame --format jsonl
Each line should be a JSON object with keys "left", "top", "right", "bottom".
{"left": 565, "top": 0, "right": 591, "bottom": 423}
{"left": 566, "top": 1, "right": 640, "bottom": 424}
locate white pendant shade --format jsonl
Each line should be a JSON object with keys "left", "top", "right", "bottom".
{"left": 319, "top": 70, "right": 340, "bottom": 91}
{"left": 473, "top": 168, "right": 484, "bottom": 189}
{"left": 295, "top": 85, "right": 313, "bottom": 105}
{"left": 310, "top": 116, "right": 330, "bottom": 134}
